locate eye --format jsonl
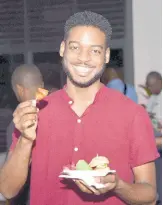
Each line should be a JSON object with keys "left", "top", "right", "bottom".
{"left": 69, "top": 45, "right": 79, "bottom": 50}
{"left": 92, "top": 49, "right": 101, "bottom": 55}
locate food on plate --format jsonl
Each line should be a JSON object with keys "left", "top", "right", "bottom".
{"left": 36, "top": 88, "right": 49, "bottom": 100}
{"left": 75, "top": 156, "right": 110, "bottom": 171}
{"left": 76, "top": 160, "right": 92, "bottom": 170}
{"left": 89, "top": 156, "right": 109, "bottom": 170}
{"left": 60, "top": 156, "right": 113, "bottom": 188}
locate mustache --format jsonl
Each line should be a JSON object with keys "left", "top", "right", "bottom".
{"left": 62, "top": 56, "right": 96, "bottom": 68}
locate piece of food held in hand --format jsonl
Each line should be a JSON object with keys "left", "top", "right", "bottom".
{"left": 36, "top": 88, "right": 49, "bottom": 101}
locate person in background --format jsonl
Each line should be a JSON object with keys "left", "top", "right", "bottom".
{"left": 146, "top": 71, "right": 162, "bottom": 133}
{"left": 0, "top": 11, "right": 159, "bottom": 205}
{"left": 6, "top": 64, "right": 44, "bottom": 205}
{"left": 102, "top": 67, "right": 138, "bottom": 103}
{"left": 6, "top": 64, "right": 44, "bottom": 149}
{"left": 146, "top": 71, "right": 162, "bottom": 205}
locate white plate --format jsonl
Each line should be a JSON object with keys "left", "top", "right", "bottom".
{"left": 61, "top": 168, "right": 116, "bottom": 177}
{"left": 59, "top": 174, "right": 106, "bottom": 189}
{"left": 59, "top": 168, "right": 116, "bottom": 189}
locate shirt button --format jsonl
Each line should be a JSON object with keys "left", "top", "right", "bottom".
{"left": 77, "top": 119, "right": 81, "bottom": 123}
{"left": 68, "top": 101, "right": 73, "bottom": 105}
{"left": 74, "top": 147, "right": 78, "bottom": 152}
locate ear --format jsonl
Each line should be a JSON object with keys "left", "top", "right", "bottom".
{"left": 105, "top": 48, "right": 110, "bottom": 64}
{"left": 59, "top": 41, "right": 65, "bottom": 57}
{"left": 16, "top": 84, "right": 23, "bottom": 95}
{"left": 40, "top": 81, "right": 44, "bottom": 88}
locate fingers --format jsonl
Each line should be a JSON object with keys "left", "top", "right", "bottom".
{"left": 14, "top": 106, "right": 38, "bottom": 118}
{"left": 22, "top": 119, "right": 37, "bottom": 130}
{"left": 97, "top": 174, "right": 116, "bottom": 184}
{"left": 75, "top": 180, "right": 92, "bottom": 194}
{"left": 13, "top": 100, "right": 36, "bottom": 116}
{"left": 96, "top": 183, "right": 116, "bottom": 194}
{"left": 94, "top": 174, "right": 118, "bottom": 194}
{"left": 13, "top": 113, "right": 37, "bottom": 125}
{"left": 13, "top": 105, "right": 38, "bottom": 131}
{"left": 12, "top": 100, "right": 38, "bottom": 141}
{"left": 21, "top": 119, "right": 38, "bottom": 140}
{"left": 75, "top": 180, "right": 100, "bottom": 195}
{"left": 74, "top": 175, "right": 117, "bottom": 195}
{"left": 80, "top": 180, "right": 100, "bottom": 195}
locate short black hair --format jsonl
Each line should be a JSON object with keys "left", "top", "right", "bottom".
{"left": 11, "top": 64, "right": 43, "bottom": 91}
{"left": 147, "top": 71, "right": 162, "bottom": 81}
{"left": 64, "top": 10, "right": 112, "bottom": 47}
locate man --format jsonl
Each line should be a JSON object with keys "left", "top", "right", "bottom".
{"left": 102, "top": 67, "right": 138, "bottom": 103}
{"left": 0, "top": 11, "right": 159, "bottom": 205}
{"left": 6, "top": 64, "right": 44, "bottom": 149}
{"left": 146, "top": 71, "right": 162, "bottom": 130}
{"left": 146, "top": 71, "right": 162, "bottom": 148}
{"left": 6, "top": 64, "right": 44, "bottom": 205}
{"left": 146, "top": 71, "right": 162, "bottom": 204}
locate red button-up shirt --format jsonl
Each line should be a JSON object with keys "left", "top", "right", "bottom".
{"left": 12, "top": 86, "right": 159, "bottom": 205}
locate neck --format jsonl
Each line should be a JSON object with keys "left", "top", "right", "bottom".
{"left": 65, "top": 79, "right": 103, "bottom": 103}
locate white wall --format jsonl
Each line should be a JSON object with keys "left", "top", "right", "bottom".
{"left": 124, "top": 0, "right": 162, "bottom": 86}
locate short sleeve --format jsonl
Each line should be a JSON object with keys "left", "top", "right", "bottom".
{"left": 126, "top": 85, "right": 138, "bottom": 103}
{"left": 9, "top": 128, "right": 21, "bottom": 151}
{"left": 129, "top": 106, "right": 160, "bottom": 168}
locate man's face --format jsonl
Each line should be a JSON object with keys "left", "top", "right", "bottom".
{"left": 146, "top": 77, "right": 162, "bottom": 95}
{"left": 60, "top": 26, "right": 110, "bottom": 88}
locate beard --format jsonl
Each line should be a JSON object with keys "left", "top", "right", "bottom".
{"left": 62, "top": 58, "right": 106, "bottom": 88}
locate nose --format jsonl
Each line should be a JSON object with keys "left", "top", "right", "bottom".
{"left": 78, "top": 49, "right": 90, "bottom": 63}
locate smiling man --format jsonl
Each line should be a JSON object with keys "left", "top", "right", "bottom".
{"left": 0, "top": 11, "right": 159, "bottom": 205}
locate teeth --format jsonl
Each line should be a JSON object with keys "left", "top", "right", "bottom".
{"left": 74, "top": 66, "right": 90, "bottom": 73}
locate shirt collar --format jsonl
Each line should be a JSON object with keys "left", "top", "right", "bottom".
{"left": 60, "top": 84, "right": 107, "bottom": 105}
